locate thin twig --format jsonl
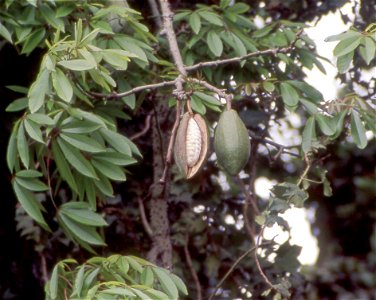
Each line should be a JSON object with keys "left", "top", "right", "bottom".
{"left": 208, "top": 246, "right": 257, "bottom": 300}
{"left": 138, "top": 197, "right": 154, "bottom": 238}
{"left": 189, "top": 78, "right": 233, "bottom": 109}
{"left": 186, "top": 29, "right": 303, "bottom": 72}
{"left": 297, "top": 154, "right": 312, "bottom": 186}
{"left": 40, "top": 252, "right": 49, "bottom": 284}
{"left": 88, "top": 79, "right": 178, "bottom": 99}
{"left": 130, "top": 114, "right": 152, "bottom": 141}
{"left": 249, "top": 132, "right": 300, "bottom": 158}
{"left": 254, "top": 226, "right": 278, "bottom": 292}
{"left": 184, "top": 235, "right": 202, "bottom": 300}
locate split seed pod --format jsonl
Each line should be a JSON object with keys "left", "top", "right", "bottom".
{"left": 214, "top": 109, "right": 250, "bottom": 175}
{"left": 174, "top": 112, "right": 209, "bottom": 179}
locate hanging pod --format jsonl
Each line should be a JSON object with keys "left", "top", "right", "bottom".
{"left": 214, "top": 109, "right": 250, "bottom": 175}
{"left": 174, "top": 112, "right": 209, "bottom": 179}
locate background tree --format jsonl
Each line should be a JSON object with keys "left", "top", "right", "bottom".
{"left": 0, "top": 0, "right": 374, "bottom": 299}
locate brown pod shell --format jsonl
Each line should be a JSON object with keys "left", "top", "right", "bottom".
{"left": 174, "top": 112, "right": 209, "bottom": 179}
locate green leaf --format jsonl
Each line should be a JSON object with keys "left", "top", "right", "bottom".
{"left": 17, "top": 122, "right": 29, "bottom": 168}
{"left": 100, "top": 128, "right": 131, "bottom": 156}
{"left": 331, "top": 110, "right": 348, "bottom": 139}
{"left": 130, "top": 288, "right": 151, "bottom": 300}
{"left": 6, "top": 85, "right": 29, "bottom": 94}
{"left": 263, "top": 82, "right": 275, "bottom": 93}
{"left": 190, "top": 95, "right": 206, "bottom": 115}
{"left": 299, "top": 98, "right": 318, "bottom": 115}
{"left": 117, "top": 79, "right": 136, "bottom": 109}
{"left": 58, "top": 213, "right": 105, "bottom": 246}
{"left": 351, "top": 110, "right": 367, "bottom": 149}
{"left": 91, "top": 159, "right": 126, "bottom": 181}
{"left": 83, "top": 267, "right": 100, "bottom": 290}
{"left": 28, "top": 68, "right": 49, "bottom": 113}
{"left": 40, "top": 4, "right": 64, "bottom": 31}
{"left": 102, "top": 49, "right": 131, "bottom": 70}
{"left": 7, "top": 128, "right": 17, "bottom": 172}
{"left": 141, "top": 288, "right": 170, "bottom": 300}
{"left": 61, "top": 119, "right": 102, "bottom": 134}
{"left": 141, "top": 266, "right": 154, "bottom": 286}
{"left": 198, "top": 11, "right": 223, "bottom": 26}
{"left": 315, "top": 114, "right": 336, "bottom": 136}
{"left": 280, "top": 82, "right": 299, "bottom": 108}
{"left": 169, "top": 273, "right": 188, "bottom": 296}
{"left": 58, "top": 59, "right": 96, "bottom": 71}
{"left": 228, "top": 2, "right": 250, "bottom": 13}
{"left": 193, "top": 91, "right": 221, "bottom": 106}
{"left": 114, "top": 36, "right": 148, "bottom": 63}
{"left": 21, "top": 28, "right": 46, "bottom": 55}
{"left": 12, "top": 181, "right": 49, "bottom": 230}
{"left": 207, "top": 31, "right": 223, "bottom": 57}
{"left": 16, "top": 170, "right": 42, "bottom": 178}
{"left": 56, "top": 4, "right": 75, "bottom": 18}
{"left": 60, "top": 133, "right": 105, "bottom": 153}
{"left": 100, "top": 288, "right": 136, "bottom": 297}
{"left": 27, "top": 113, "right": 55, "bottom": 125}
{"left": 337, "top": 51, "right": 354, "bottom": 74}
{"left": 93, "top": 172, "right": 114, "bottom": 197}
{"left": 24, "top": 119, "right": 44, "bottom": 144}
{"left": 62, "top": 207, "right": 107, "bottom": 227}
{"left": 93, "top": 152, "right": 136, "bottom": 166}
{"left": 189, "top": 13, "right": 201, "bottom": 34}
{"left": 49, "top": 264, "right": 59, "bottom": 300}
{"left": 174, "top": 11, "right": 191, "bottom": 21}
{"left": 362, "top": 36, "right": 376, "bottom": 65}
{"left": 0, "top": 22, "right": 12, "bottom": 43}
{"left": 72, "top": 265, "right": 85, "bottom": 298}
{"left": 333, "top": 36, "right": 361, "bottom": 57}
{"left": 15, "top": 177, "right": 48, "bottom": 192}
{"left": 126, "top": 256, "right": 143, "bottom": 273}
{"left": 302, "top": 116, "right": 316, "bottom": 153}
{"left": 325, "top": 30, "right": 361, "bottom": 42}
{"left": 220, "top": 0, "right": 232, "bottom": 9}
{"left": 152, "top": 268, "right": 179, "bottom": 300}
{"left": 52, "top": 68, "right": 73, "bottom": 102}
{"left": 287, "top": 81, "right": 323, "bottom": 103}
{"left": 52, "top": 142, "right": 79, "bottom": 193}
{"left": 6, "top": 97, "right": 28, "bottom": 112}
{"left": 57, "top": 138, "right": 98, "bottom": 179}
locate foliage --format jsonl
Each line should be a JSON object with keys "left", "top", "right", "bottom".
{"left": 45, "top": 255, "right": 187, "bottom": 300}
{"left": 0, "top": 0, "right": 375, "bottom": 299}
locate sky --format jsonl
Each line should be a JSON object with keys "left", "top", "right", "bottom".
{"left": 256, "top": 1, "right": 357, "bottom": 266}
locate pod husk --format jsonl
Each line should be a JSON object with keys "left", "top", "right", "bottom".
{"left": 174, "top": 113, "right": 209, "bottom": 179}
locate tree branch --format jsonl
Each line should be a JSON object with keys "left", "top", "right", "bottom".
{"left": 130, "top": 114, "right": 152, "bottom": 141}
{"left": 249, "top": 132, "right": 300, "bottom": 158}
{"left": 184, "top": 235, "right": 202, "bottom": 300}
{"left": 186, "top": 29, "right": 303, "bottom": 72}
{"left": 88, "top": 79, "right": 177, "bottom": 99}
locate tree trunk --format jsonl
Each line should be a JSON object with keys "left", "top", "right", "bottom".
{"left": 147, "top": 100, "right": 173, "bottom": 269}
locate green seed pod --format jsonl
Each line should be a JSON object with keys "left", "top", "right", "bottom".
{"left": 174, "top": 112, "right": 209, "bottom": 179}
{"left": 214, "top": 109, "right": 250, "bottom": 175}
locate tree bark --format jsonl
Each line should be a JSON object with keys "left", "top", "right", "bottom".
{"left": 147, "top": 100, "right": 173, "bottom": 269}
